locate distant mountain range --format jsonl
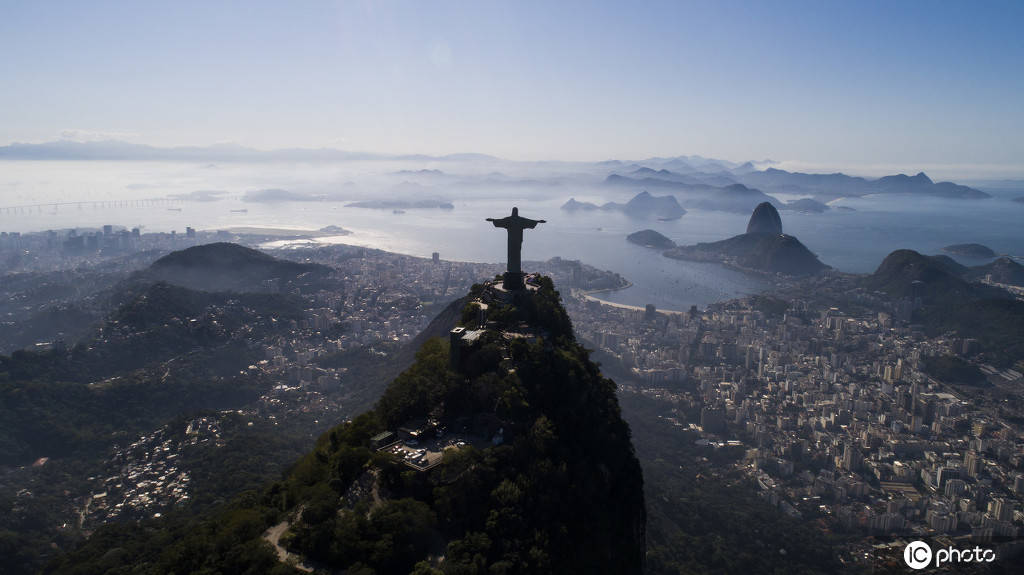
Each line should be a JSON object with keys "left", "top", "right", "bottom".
{"left": 742, "top": 169, "right": 989, "bottom": 199}
{"left": 0, "top": 140, "right": 994, "bottom": 202}
{"left": 562, "top": 191, "right": 686, "bottom": 219}
{"left": 604, "top": 174, "right": 777, "bottom": 214}
{"left": 605, "top": 166, "right": 990, "bottom": 203}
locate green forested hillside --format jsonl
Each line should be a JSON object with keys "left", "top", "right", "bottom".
{"left": 0, "top": 280, "right": 309, "bottom": 466}
{"left": 45, "top": 277, "right": 646, "bottom": 574}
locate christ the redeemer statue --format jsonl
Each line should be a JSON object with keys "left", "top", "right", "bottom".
{"left": 486, "top": 207, "right": 545, "bottom": 290}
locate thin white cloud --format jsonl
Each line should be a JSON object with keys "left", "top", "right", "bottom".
{"left": 59, "top": 129, "right": 140, "bottom": 142}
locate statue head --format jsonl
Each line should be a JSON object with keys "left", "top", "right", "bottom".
{"left": 512, "top": 207, "right": 519, "bottom": 216}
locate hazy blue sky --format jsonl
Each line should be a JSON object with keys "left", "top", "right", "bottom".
{"left": 2, "top": 0, "right": 1022, "bottom": 172}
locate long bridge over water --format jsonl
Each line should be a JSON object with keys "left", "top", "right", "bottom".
{"left": 0, "top": 198, "right": 185, "bottom": 215}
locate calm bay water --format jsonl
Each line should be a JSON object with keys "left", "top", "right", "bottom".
{"left": 1, "top": 160, "right": 1021, "bottom": 311}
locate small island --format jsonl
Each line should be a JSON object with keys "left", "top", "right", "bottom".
{"left": 942, "top": 243, "right": 996, "bottom": 259}
{"left": 1014, "top": 196, "right": 1024, "bottom": 204}
{"left": 663, "top": 202, "right": 829, "bottom": 276}
{"left": 626, "top": 229, "right": 676, "bottom": 249}
{"left": 780, "top": 198, "right": 830, "bottom": 213}
{"left": 318, "top": 225, "right": 352, "bottom": 235}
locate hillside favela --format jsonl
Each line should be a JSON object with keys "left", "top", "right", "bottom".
{"left": 2, "top": 2, "right": 1023, "bottom": 574}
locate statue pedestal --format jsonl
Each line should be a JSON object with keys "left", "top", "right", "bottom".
{"left": 501, "top": 271, "right": 526, "bottom": 291}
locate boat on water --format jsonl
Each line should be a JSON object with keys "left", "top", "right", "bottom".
{"left": 230, "top": 209, "right": 248, "bottom": 213}
{"left": 167, "top": 207, "right": 182, "bottom": 212}
{"left": 392, "top": 209, "right": 406, "bottom": 214}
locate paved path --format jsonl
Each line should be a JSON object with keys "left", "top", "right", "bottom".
{"left": 263, "top": 517, "right": 314, "bottom": 573}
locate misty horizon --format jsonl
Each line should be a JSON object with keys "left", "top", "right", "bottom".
{"left": 3, "top": 1, "right": 1023, "bottom": 175}
{"left": 4, "top": 137, "right": 1024, "bottom": 183}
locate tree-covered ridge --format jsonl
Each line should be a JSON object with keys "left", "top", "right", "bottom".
{"left": 865, "top": 249, "right": 1024, "bottom": 365}
{"left": 0, "top": 281, "right": 305, "bottom": 384}
{"left": 4, "top": 243, "right": 477, "bottom": 575}
{"left": 964, "top": 256, "right": 1024, "bottom": 288}
{"left": 46, "top": 276, "right": 646, "bottom": 574}
{"left": 141, "top": 241, "right": 333, "bottom": 293}
{"left": 0, "top": 280, "right": 310, "bottom": 467}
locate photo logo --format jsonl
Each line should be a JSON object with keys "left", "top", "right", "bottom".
{"left": 904, "top": 541, "right": 932, "bottom": 570}
{"left": 901, "top": 541, "right": 997, "bottom": 569}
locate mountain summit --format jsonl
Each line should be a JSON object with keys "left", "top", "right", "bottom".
{"left": 49, "top": 275, "right": 647, "bottom": 574}
{"left": 745, "top": 201, "right": 783, "bottom": 235}
{"left": 140, "top": 242, "right": 330, "bottom": 293}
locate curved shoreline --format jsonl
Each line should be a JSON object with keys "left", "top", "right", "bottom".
{"left": 578, "top": 280, "right": 633, "bottom": 295}
{"left": 576, "top": 285, "right": 690, "bottom": 316}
